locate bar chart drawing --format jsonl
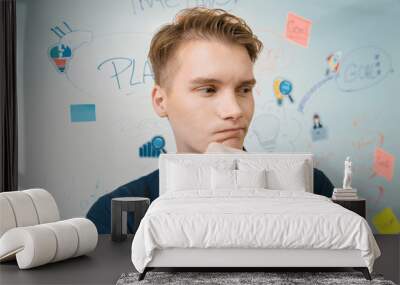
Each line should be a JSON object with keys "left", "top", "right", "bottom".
{"left": 139, "top": 135, "right": 167, "bottom": 158}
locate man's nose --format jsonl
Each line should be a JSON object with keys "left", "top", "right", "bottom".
{"left": 216, "top": 92, "right": 244, "bottom": 121}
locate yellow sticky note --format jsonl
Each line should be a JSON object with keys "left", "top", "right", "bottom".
{"left": 373, "top": 207, "right": 400, "bottom": 234}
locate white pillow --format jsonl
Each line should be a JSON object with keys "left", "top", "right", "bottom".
{"left": 211, "top": 168, "right": 236, "bottom": 190}
{"left": 211, "top": 168, "right": 267, "bottom": 190}
{"left": 238, "top": 159, "right": 307, "bottom": 191}
{"left": 266, "top": 163, "right": 306, "bottom": 191}
{"left": 166, "top": 160, "right": 235, "bottom": 192}
{"left": 236, "top": 169, "right": 267, "bottom": 189}
{"left": 167, "top": 162, "right": 210, "bottom": 191}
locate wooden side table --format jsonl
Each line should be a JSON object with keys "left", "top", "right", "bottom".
{"left": 331, "top": 198, "right": 366, "bottom": 218}
{"left": 111, "top": 197, "right": 150, "bottom": 242}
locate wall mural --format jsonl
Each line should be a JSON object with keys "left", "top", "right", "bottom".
{"left": 21, "top": 0, "right": 398, "bottom": 233}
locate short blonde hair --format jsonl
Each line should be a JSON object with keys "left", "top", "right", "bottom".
{"left": 148, "top": 7, "right": 263, "bottom": 86}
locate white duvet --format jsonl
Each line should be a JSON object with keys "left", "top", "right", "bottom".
{"left": 131, "top": 190, "right": 380, "bottom": 273}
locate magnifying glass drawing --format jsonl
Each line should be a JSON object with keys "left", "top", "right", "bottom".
{"left": 151, "top": 136, "right": 167, "bottom": 153}
{"left": 279, "top": 80, "right": 294, "bottom": 103}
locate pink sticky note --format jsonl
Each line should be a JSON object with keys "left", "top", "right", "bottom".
{"left": 285, "top": 12, "right": 312, "bottom": 48}
{"left": 373, "top": 147, "right": 395, "bottom": 182}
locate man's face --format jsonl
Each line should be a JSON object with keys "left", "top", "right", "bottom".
{"left": 154, "top": 39, "right": 256, "bottom": 153}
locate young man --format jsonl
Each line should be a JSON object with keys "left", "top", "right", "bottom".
{"left": 87, "top": 8, "right": 333, "bottom": 234}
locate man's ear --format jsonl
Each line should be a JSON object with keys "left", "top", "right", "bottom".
{"left": 151, "top": 85, "right": 168, "bottom": 118}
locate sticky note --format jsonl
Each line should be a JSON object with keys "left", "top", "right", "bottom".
{"left": 311, "top": 127, "right": 328, "bottom": 142}
{"left": 70, "top": 104, "right": 96, "bottom": 122}
{"left": 285, "top": 12, "right": 312, "bottom": 48}
{"left": 373, "top": 147, "right": 395, "bottom": 182}
{"left": 373, "top": 208, "right": 400, "bottom": 234}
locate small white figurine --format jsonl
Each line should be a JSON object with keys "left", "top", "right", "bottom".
{"left": 342, "top": 156, "right": 352, "bottom": 189}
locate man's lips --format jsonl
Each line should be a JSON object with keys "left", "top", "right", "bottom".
{"left": 213, "top": 127, "right": 246, "bottom": 142}
{"left": 214, "top": 127, "right": 246, "bottom": 134}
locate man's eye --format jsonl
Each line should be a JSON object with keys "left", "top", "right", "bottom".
{"left": 238, "top": 86, "right": 253, "bottom": 95}
{"left": 198, "top": 87, "right": 216, "bottom": 95}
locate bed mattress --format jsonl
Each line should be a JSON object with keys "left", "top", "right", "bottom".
{"left": 131, "top": 190, "right": 380, "bottom": 273}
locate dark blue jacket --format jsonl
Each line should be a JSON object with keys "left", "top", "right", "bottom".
{"left": 86, "top": 168, "right": 333, "bottom": 234}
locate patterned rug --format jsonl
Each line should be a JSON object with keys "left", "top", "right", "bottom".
{"left": 116, "top": 271, "right": 396, "bottom": 285}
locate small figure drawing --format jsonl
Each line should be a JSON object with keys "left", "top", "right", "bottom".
{"left": 313, "top": 114, "right": 323, "bottom": 129}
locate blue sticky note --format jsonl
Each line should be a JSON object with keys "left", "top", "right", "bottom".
{"left": 70, "top": 104, "right": 96, "bottom": 122}
{"left": 311, "top": 127, "right": 328, "bottom": 141}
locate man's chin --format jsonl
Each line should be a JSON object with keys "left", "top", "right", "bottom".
{"left": 218, "top": 138, "right": 243, "bottom": 150}
{"left": 177, "top": 138, "right": 244, "bottom": 153}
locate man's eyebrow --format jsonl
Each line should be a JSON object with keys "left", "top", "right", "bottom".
{"left": 189, "top": 78, "right": 257, "bottom": 86}
{"left": 189, "top": 78, "right": 223, "bottom": 85}
{"left": 241, "top": 78, "right": 257, "bottom": 86}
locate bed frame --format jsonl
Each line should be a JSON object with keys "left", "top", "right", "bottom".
{"left": 138, "top": 153, "right": 372, "bottom": 281}
{"left": 139, "top": 248, "right": 371, "bottom": 280}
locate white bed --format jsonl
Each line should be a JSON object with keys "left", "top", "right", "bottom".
{"left": 131, "top": 153, "right": 380, "bottom": 280}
